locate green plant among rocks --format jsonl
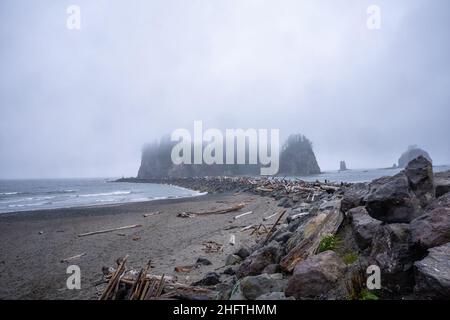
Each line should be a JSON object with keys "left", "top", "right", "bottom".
{"left": 317, "top": 234, "right": 341, "bottom": 253}
{"left": 360, "top": 290, "right": 379, "bottom": 300}
{"left": 343, "top": 252, "right": 359, "bottom": 265}
{"left": 346, "top": 265, "right": 379, "bottom": 300}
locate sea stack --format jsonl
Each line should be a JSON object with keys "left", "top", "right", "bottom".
{"left": 398, "top": 145, "right": 432, "bottom": 168}
{"left": 339, "top": 161, "right": 347, "bottom": 171}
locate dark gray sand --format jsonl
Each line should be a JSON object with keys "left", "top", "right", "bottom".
{"left": 0, "top": 192, "right": 280, "bottom": 299}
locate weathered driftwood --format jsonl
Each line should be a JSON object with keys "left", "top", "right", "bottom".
{"left": 60, "top": 252, "right": 86, "bottom": 263}
{"left": 250, "top": 224, "right": 269, "bottom": 236}
{"left": 262, "top": 210, "right": 287, "bottom": 244}
{"left": 229, "top": 234, "right": 236, "bottom": 245}
{"left": 202, "top": 241, "right": 223, "bottom": 253}
{"left": 233, "top": 211, "right": 253, "bottom": 220}
{"left": 280, "top": 204, "right": 344, "bottom": 272}
{"left": 129, "top": 259, "right": 152, "bottom": 300}
{"left": 241, "top": 224, "right": 255, "bottom": 231}
{"left": 102, "top": 260, "right": 217, "bottom": 300}
{"left": 263, "top": 212, "right": 278, "bottom": 221}
{"left": 290, "top": 212, "right": 310, "bottom": 220}
{"left": 100, "top": 255, "right": 128, "bottom": 300}
{"left": 78, "top": 224, "right": 142, "bottom": 237}
{"left": 143, "top": 211, "right": 160, "bottom": 217}
{"left": 174, "top": 265, "right": 196, "bottom": 273}
{"left": 186, "top": 203, "right": 245, "bottom": 215}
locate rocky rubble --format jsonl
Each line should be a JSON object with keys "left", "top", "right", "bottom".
{"left": 111, "top": 158, "right": 450, "bottom": 300}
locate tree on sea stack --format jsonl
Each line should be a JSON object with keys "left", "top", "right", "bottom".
{"left": 278, "top": 134, "right": 321, "bottom": 176}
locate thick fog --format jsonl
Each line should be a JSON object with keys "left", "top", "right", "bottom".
{"left": 0, "top": 0, "right": 449, "bottom": 178}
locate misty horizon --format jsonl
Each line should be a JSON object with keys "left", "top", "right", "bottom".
{"left": 1, "top": 0, "right": 450, "bottom": 179}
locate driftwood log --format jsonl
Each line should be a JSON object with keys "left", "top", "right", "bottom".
{"left": 280, "top": 204, "right": 344, "bottom": 272}
{"left": 78, "top": 224, "right": 142, "bottom": 237}
{"left": 185, "top": 203, "right": 245, "bottom": 215}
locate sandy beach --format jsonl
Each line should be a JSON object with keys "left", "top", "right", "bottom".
{"left": 0, "top": 192, "right": 280, "bottom": 300}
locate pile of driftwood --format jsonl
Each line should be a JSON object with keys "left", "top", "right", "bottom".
{"left": 99, "top": 258, "right": 217, "bottom": 300}
{"left": 117, "top": 177, "right": 345, "bottom": 226}
{"left": 177, "top": 203, "right": 245, "bottom": 218}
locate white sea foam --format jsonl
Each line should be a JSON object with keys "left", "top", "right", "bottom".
{"left": 79, "top": 191, "right": 132, "bottom": 197}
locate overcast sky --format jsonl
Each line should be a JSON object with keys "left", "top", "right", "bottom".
{"left": 0, "top": 0, "right": 449, "bottom": 178}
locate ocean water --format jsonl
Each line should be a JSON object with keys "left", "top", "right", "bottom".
{"left": 0, "top": 178, "right": 205, "bottom": 214}
{"left": 1, "top": 165, "right": 449, "bottom": 214}
{"left": 293, "top": 165, "right": 450, "bottom": 183}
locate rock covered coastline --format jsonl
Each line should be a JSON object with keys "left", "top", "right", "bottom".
{"left": 115, "top": 157, "right": 450, "bottom": 300}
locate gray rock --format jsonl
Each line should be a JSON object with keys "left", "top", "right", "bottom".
{"left": 410, "top": 207, "right": 450, "bottom": 249}
{"left": 235, "top": 246, "right": 251, "bottom": 259}
{"left": 278, "top": 197, "right": 290, "bottom": 207}
{"left": 347, "top": 206, "right": 381, "bottom": 250}
{"left": 273, "top": 231, "right": 292, "bottom": 244}
{"left": 341, "top": 183, "right": 369, "bottom": 213}
{"left": 398, "top": 146, "right": 432, "bottom": 168}
{"left": 404, "top": 156, "right": 435, "bottom": 207}
{"left": 434, "top": 170, "right": 450, "bottom": 197}
{"left": 236, "top": 241, "right": 283, "bottom": 278}
{"left": 414, "top": 243, "right": 450, "bottom": 299}
{"left": 369, "top": 223, "right": 415, "bottom": 293}
{"left": 262, "top": 264, "right": 281, "bottom": 274}
{"left": 256, "top": 292, "right": 295, "bottom": 300}
{"left": 285, "top": 251, "right": 346, "bottom": 299}
{"left": 426, "top": 192, "right": 450, "bottom": 211}
{"left": 240, "top": 273, "right": 287, "bottom": 300}
{"left": 225, "top": 254, "right": 242, "bottom": 266}
{"left": 223, "top": 267, "right": 236, "bottom": 275}
{"left": 192, "top": 272, "right": 221, "bottom": 286}
{"left": 366, "top": 173, "right": 423, "bottom": 223}
{"left": 196, "top": 257, "right": 212, "bottom": 266}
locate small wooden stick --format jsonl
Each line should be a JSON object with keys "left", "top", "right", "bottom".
{"left": 241, "top": 224, "right": 254, "bottom": 231}
{"left": 60, "top": 252, "right": 86, "bottom": 263}
{"left": 100, "top": 255, "right": 128, "bottom": 300}
{"left": 78, "top": 225, "right": 142, "bottom": 237}
{"left": 263, "top": 210, "right": 286, "bottom": 245}
{"left": 143, "top": 211, "right": 160, "bottom": 217}
{"left": 263, "top": 212, "right": 278, "bottom": 221}
{"left": 229, "top": 234, "right": 236, "bottom": 246}
{"left": 233, "top": 211, "right": 253, "bottom": 220}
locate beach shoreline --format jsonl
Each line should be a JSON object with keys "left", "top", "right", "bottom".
{"left": 0, "top": 191, "right": 280, "bottom": 299}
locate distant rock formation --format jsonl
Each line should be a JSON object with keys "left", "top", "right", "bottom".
{"left": 137, "top": 133, "right": 321, "bottom": 178}
{"left": 398, "top": 145, "right": 432, "bottom": 168}
{"left": 339, "top": 161, "right": 347, "bottom": 171}
{"left": 278, "top": 134, "right": 321, "bottom": 176}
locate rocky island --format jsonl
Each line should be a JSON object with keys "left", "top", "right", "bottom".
{"left": 138, "top": 133, "right": 321, "bottom": 178}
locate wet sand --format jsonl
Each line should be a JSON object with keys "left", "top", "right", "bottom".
{"left": 0, "top": 192, "right": 280, "bottom": 299}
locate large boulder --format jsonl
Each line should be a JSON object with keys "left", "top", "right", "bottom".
{"left": 434, "top": 170, "right": 450, "bottom": 198}
{"left": 347, "top": 206, "right": 381, "bottom": 250}
{"left": 398, "top": 146, "right": 432, "bottom": 168}
{"left": 404, "top": 156, "right": 435, "bottom": 207}
{"left": 236, "top": 241, "right": 283, "bottom": 278}
{"left": 365, "top": 173, "right": 423, "bottom": 223}
{"left": 240, "top": 273, "right": 287, "bottom": 300}
{"left": 341, "top": 183, "right": 369, "bottom": 213}
{"left": 414, "top": 243, "right": 450, "bottom": 299}
{"left": 410, "top": 207, "right": 450, "bottom": 249}
{"left": 191, "top": 272, "right": 221, "bottom": 286}
{"left": 426, "top": 192, "right": 450, "bottom": 211}
{"left": 284, "top": 251, "right": 346, "bottom": 299}
{"left": 256, "top": 292, "right": 295, "bottom": 300}
{"left": 369, "top": 224, "right": 415, "bottom": 293}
